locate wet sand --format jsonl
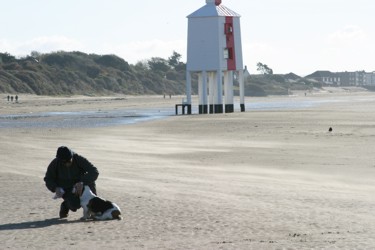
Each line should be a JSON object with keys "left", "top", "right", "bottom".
{"left": 1, "top": 89, "right": 375, "bottom": 249}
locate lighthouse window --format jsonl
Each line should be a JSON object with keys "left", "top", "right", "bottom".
{"left": 224, "top": 23, "right": 233, "bottom": 34}
{"left": 223, "top": 49, "right": 229, "bottom": 59}
{"left": 224, "top": 48, "right": 233, "bottom": 59}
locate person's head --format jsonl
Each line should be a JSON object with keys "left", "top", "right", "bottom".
{"left": 56, "top": 146, "right": 73, "bottom": 166}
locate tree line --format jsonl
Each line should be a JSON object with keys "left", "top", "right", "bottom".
{"left": 0, "top": 51, "right": 188, "bottom": 96}
{"left": 0, "top": 51, "right": 314, "bottom": 96}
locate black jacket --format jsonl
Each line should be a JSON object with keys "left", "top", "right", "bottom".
{"left": 44, "top": 153, "right": 99, "bottom": 193}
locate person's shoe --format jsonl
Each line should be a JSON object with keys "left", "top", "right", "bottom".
{"left": 59, "top": 202, "right": 69, "bottom": 218}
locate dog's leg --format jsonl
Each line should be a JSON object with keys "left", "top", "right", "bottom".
{"left": 94, "top": 210, "right": 122, "bottom": 220}
{"left": 94, "top": 211, "right": 110, "bottom": 220}
{"left": 80, "top": 206, "right": 89, "bottom": 220}
{"left": 93, "top": 214, "right": 105, "bottom": 220}
{"left": 88, "top": 209, "right": 96, "bottom": 220}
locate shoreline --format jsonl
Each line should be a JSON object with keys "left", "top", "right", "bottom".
{"left": 1, "top": 86, "right": 372, "bottom": 115}
{"left": 2, "top": 88, "right": 374, "bottom": 129}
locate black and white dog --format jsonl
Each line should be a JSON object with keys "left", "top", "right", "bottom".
{"left": 80, "top": 185, "right": 122, "bottom": 220}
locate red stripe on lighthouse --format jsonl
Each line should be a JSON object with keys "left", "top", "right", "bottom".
{"left": 225, "top": 16, "right": 236, "bottom": 70}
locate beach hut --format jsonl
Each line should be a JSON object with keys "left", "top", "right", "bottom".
{"left": 185, "top": 0, "right": 245, "bottom": 114}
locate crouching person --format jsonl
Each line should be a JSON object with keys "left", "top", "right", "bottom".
{"left": 44, "top": 146, "right": 99, "bottom": 219}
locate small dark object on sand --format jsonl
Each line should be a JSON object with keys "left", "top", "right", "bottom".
{"left": 328, "top": 127, "right": 333, "bottom": 132}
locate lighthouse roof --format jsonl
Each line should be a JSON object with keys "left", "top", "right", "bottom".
{"left": 187, "top": 2, "right": 240, "bottom": 18}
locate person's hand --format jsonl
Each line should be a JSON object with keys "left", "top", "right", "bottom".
{"left": 74, "top": 182, "right": 84, "bottom": 196}
{"left": 55, "top": 187, "right": 64, "bottom": 198}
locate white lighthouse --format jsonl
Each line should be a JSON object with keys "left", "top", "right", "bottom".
{"left": 185, "top": 0, "right": 245, "bottom": 114}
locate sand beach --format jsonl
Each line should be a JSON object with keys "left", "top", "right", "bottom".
{"left": 1, "top": 89, "right": 375, "bottom": 249}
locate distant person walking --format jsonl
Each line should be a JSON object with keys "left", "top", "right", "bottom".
{"left": 15, "top": 95, "right": 18, "bottom": 102}
{"left": 7, "top": 95, "right": 10, "bottom": 102}
{"left": 10, "top": 96, "right": 13, "bottom": 102}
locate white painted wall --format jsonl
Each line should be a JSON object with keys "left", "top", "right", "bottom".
{"left": 233, "top": 18, "right": 243, "bottom": 70}
{"left": 187, "top": 17, "right": 225, "bottom": 71}
{"left": 187, "top": 16, "right": 243, "bottom": 71}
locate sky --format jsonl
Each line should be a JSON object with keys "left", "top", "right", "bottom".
{"left": 1, "top": 0, "right": 374, "bottom": 76}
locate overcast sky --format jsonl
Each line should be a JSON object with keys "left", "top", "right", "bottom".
{"left": 1, "top": 0, "right": 374, "bottom": 76}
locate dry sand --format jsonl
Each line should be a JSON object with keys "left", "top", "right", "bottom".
{"left": 1, "top": 90, "right": 375, "bottom": 249}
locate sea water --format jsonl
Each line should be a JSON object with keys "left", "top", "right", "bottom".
{"left": 0, "top": 99, "right": 336, "bottom": 129}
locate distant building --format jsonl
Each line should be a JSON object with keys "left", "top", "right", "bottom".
{"left": 305, "top": 71, "right": 341, "bottom": 85}
{"left": 338, "top": 72, "right": 350, "bottom": 86}
{"left": 305, "top": 70, "right": 375, "bottom": 86}
{"left": 243, "top": 65, "right": 250, "bottom": 80}
{"left": 336, "top": 71, "right": 366, "bottom": 86}
{"left": 365, "top": 72, "right": 375, "bottom": 86}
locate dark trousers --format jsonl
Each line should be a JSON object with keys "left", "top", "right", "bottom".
{"left": 62, "top": 183, "right": 97, "bottom": 211}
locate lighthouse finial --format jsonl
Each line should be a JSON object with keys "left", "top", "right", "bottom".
{"left": 206, "top": 0, "right": 221, "bottom": 5}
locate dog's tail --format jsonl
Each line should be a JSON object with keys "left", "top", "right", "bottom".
{"left": 111, "top": 210, "right": 123, "bottom": 220}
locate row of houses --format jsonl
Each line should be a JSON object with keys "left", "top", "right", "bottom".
{"left": 305, "top": 70, "right": 375, "bottom": 86}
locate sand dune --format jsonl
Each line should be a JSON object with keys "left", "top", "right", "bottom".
{"left": 1, "top": 91, "right": 375, "bottom": 249}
